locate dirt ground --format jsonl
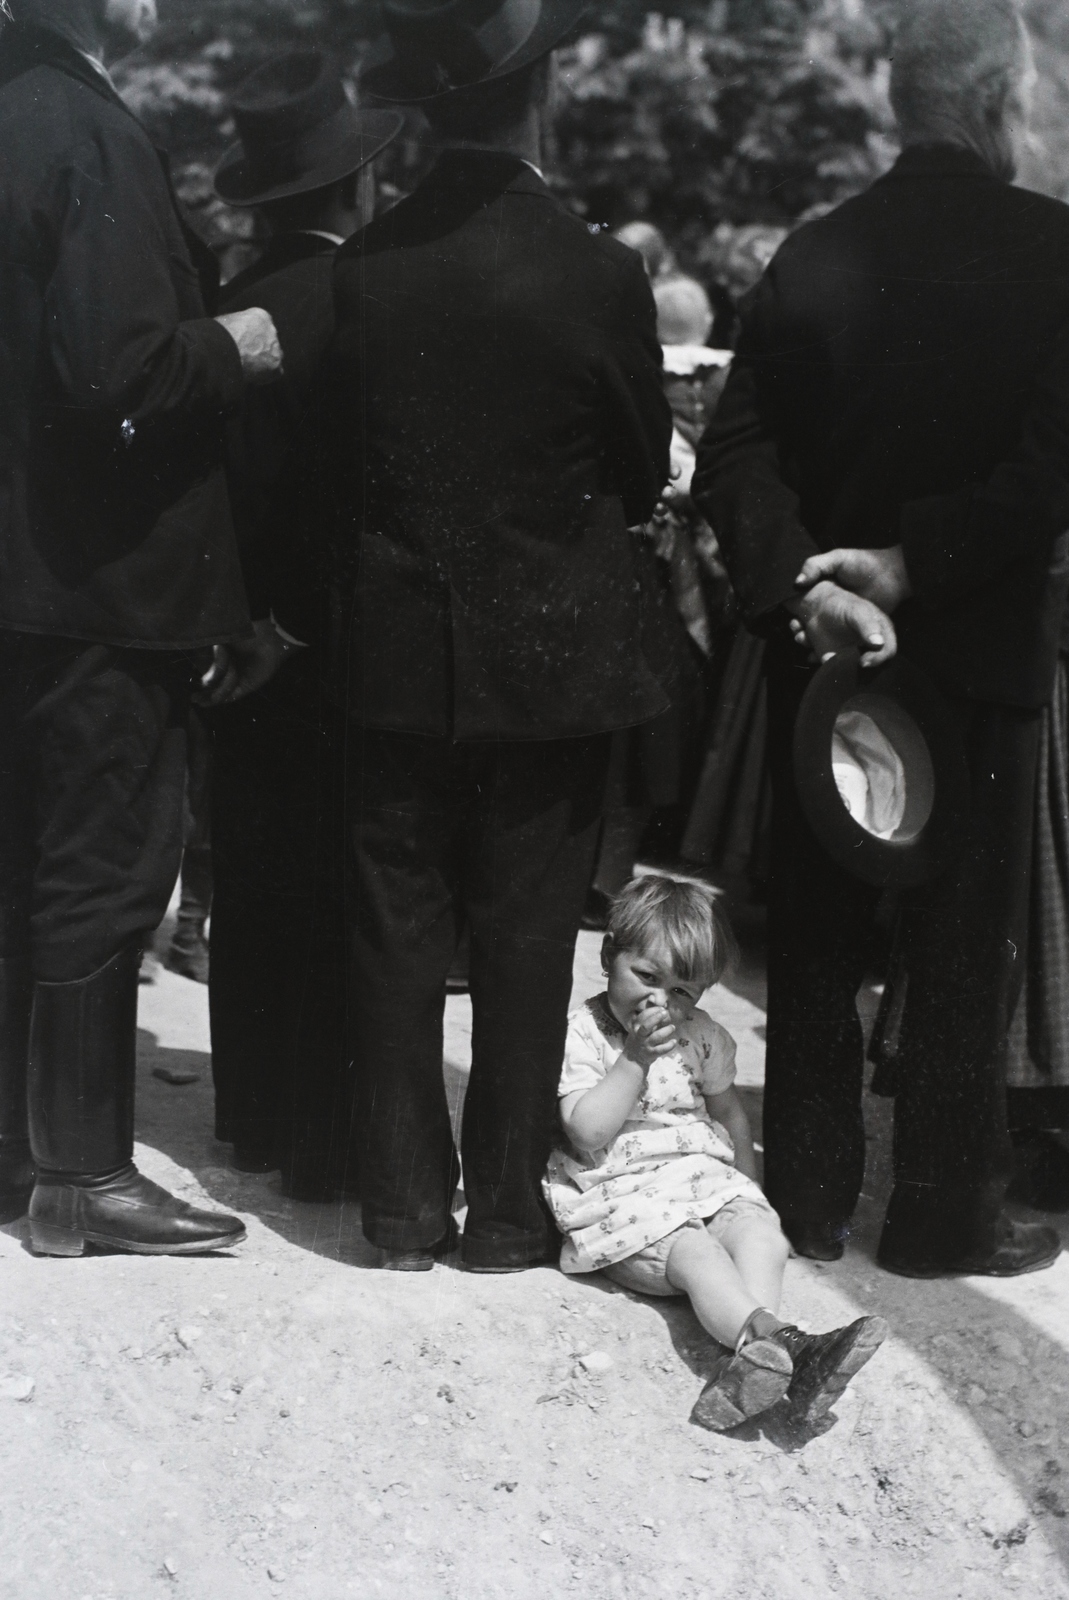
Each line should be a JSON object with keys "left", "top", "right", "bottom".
{"left": 3, "top": 910, "right": 1069, "bottom": 1600}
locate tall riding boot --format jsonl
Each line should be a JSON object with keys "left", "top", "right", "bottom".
{"left": 26, "top": 945, "right": 245, "bottom": 1256}
{"left": 0, "top": 954, "right": 35, "bottom": 1219}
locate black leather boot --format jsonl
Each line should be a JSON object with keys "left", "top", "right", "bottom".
{"left": 878, "top": 1183, "right": 1060, "bottom": 1278}
{"left": 27, "top": 946, "right": 246, "bottom": 1256}
{"left": 1007, "top": 1130, "right": 1069, "bottom": 1213}
{"left": 771, "top": 1316, "right": 888, "bottom": 1425}
{"left": 0, "top": 954, "right": 35, "bottom": 1220}
{"left": 691, "top": 1337, "right": 794, "bottom": 1432}
{"left": 780, "top": 1216, "right": 848, "bottom": 1262}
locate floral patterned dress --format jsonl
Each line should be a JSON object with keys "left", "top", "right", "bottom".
{"left": 543, "top": 994, "right": 761, "bottom": 1275}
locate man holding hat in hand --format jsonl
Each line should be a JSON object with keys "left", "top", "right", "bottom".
{"left": 208, "top": 53, "right": 401, "bottom": 1200}
{"left": 695, "top": 0, "right": 1069, "bottom": 1280}
{"left": 330, "top": 0, "right": 675, "bottom": 1271}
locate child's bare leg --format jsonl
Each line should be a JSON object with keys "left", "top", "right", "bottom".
{"left": 670, "top": 1228, "right": 795, "bottom": 1431}
{"left": 718, "top": 1216, "right": 790, "bottom": 1317}
{"left": 665, "top": 1227, "right": 763, "bottom": 1347}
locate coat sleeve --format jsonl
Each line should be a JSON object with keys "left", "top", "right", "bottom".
{"left": 42, "top": 117, "right": 244, "bottom": 441}
{"left": 692, "top": 350, "right": 820, "bottom": 630}
{"left": 598, "top": 252, "right": 672, "bottom": 526}
{"left": 899, "top": 321, "right": 1069, "bottom": 607}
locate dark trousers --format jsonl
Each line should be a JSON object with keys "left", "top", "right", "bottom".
{"left": 348, "top": 728, "right": 609, "bottom": 1262}
{"left": 209, "top": 652, "right": 349, "bottom": 1178}
{"left": 0, "top": 633, "right": 190, "bottom": 982}
{"left": 764, "top": 650, "right": 1037, "bottom": 1241}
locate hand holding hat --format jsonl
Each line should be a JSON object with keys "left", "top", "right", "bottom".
{"left": 797, "top": 545, "right": 913, "bottom": 614}
{"left": 790, "top": 544, "right": 912, "bottom": 668}
{"left": 790, "top": 579, "right": 898, "bottom": 668}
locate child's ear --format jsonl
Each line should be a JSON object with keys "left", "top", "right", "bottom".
{"left": 600, "top": 934, "right": 614, "bottom": 975}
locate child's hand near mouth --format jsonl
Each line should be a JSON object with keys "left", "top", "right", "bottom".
{"left": 623, "top": 996, "right": 678, "bottom": 1068}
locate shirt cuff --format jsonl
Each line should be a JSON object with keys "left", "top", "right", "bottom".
{"left": 185, "top": 316, "right": 246, "bottom": 415}
{"left": 269, "top": 611, "right": 309, "bottom": 649}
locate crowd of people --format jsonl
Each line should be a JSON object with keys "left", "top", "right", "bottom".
{"left": 1, "top": 0, "right": 1068, "bottom": 1432}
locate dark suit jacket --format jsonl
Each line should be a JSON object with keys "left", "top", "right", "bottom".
{"left": 329, "top": 150, "right": 674, "bottom": 740}
{"left": 220, "top": 230, "right": 340, "bottom": 645}
{"left": 695, "top": 144, "right": 1069, "bottom": 708}
{"left": 0, "top": 25, "right": 249, "bottom": 648}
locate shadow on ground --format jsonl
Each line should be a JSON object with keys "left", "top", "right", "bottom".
{"left": 133, "top": 1029, "right": 382, "bottom": 1271}
{"left": 134, "top": 955, "right": 1069, "bottom": 1582}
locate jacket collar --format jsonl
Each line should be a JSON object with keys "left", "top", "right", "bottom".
{"left": 427, "top": 147, "right": 551, "bottom": 200}
{"left": 0, "top": 21, "right": 131, "bottom": 117}
{"left": 885, "top": 142, "right": 1004, "bottom": 183}
{"left": 221, "top": 230, "right": 339, "bottom": 301}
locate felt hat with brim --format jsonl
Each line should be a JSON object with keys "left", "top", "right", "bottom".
{"left": 360, "top": 0, "right": 587, "bottom": 105}
{"left": 792, "top": 648, "right": 971, "bottom": 888}
{"left": 215, "top": 51, "right": 403, "bottom": 208}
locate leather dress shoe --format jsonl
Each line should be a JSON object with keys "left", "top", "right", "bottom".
{"left": 878, "top": 1212, "right": 1061, "bottom": 1279}
{"left": 230, "top": 1142, "right": 279, "bottom": 1174}
{"left": 29, "top": 1164, "right": 247, "bottom": 1256}
{"left": 0, "top": 1137, "right": 35, "bottom": 1222}
{"left": 691, "top": 1338, "right": 794, "bottom": 1432}
{"left": 771, "top": 1316, "right": 888, "bottom": 1425}
{"left": 0, "top": 955, "right": 34, "bottom": 1219}
{"left": 782, "top": 1218, "right": 847, "bottom": 1262}
{"left": 460, "top": 1226, "right": 556, "bottom": 1273}
{"left": 1007, "top": 1131, "right": 1069, "bottom": 1213}
{"left": 380, "top": 1216, "right": 459, "bottom": 1272}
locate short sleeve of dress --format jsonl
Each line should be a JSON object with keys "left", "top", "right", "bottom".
{"left": 557, "top": 1006, "right": 610, "bottom": 1099}
{"left": 692, "top": 1013, "right": 738, "bottom": 1098}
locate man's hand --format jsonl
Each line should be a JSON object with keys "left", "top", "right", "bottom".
{"left": 215, "top": 307, "right": 283, "bottom": 386}
{"left": 195, "top": 619, "right": 293, "bottom": 707}
{"left": 789, "top": 579, "right": 897, "bottom": 668}
{"left": 795, "top": 545, "right": 912, "bottom": 614}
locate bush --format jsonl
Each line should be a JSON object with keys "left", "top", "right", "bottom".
{"left": 113, "top": 0, "right": 1069, "bottom": 287}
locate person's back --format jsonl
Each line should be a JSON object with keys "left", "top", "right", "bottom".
{"left": 333, "top": 0, "right": 673, "bottom": 1275}
{"left": 693, "top": 0, "right": 1069, "bottom": 1282}
{"left": 746, "top": 154, "right": 1069, "bottom": 554}
{"left": 0, "top": 20, "right": 252, "bottom": 646}
{"left": 204, "top": 51, "right": 400, "bottom": 1200}
{"left": 699, "top": 0, "right": 1069, "bottom": 711}
{"left": 331, "top": 149, "right": 672, "bottom": 737}
{"left": 0, "top": 0, "right": 284, "bottom": 1257}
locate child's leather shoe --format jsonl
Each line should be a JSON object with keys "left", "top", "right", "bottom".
{"left": 772, "top": 1316, "right": 888, "bottom": 1425}
{"left": 691, "top": 1337, "right": 794, "bottom": 1432}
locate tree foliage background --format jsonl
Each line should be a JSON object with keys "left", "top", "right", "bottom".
{"left": 115, "top": 0, "right": 1069, "bottom": 292}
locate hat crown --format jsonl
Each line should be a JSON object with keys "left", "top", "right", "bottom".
{"left": 379, "top": 0, "right": 541, "bottom": 93}
{"left": 231, "top": 51, "right": 347, "bottom": 153}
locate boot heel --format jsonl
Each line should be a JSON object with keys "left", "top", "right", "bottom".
{"left": 30, "top": 1220, "right": 86, "bottom": 1257}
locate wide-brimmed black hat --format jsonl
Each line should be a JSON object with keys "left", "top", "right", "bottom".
{"left": 360, "top": 0, "right": 587, "bottom": 104}
{"left": 792, "top": 649, "right": 971, "bottom": 888}
{"left": 215, "top": 52, "right": 403, "bottom": 208}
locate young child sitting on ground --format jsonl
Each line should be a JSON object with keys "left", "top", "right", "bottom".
{"left": 544, "top": 876, "right": 887, "bottom": 1431}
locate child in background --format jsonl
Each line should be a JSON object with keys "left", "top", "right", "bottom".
{"left": 544, "top": 876, "right": 887, "bottom": 1430}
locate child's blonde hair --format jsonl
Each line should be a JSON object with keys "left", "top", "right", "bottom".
{"left": 606, "top": 875, "right": 738, "bottom": 991}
